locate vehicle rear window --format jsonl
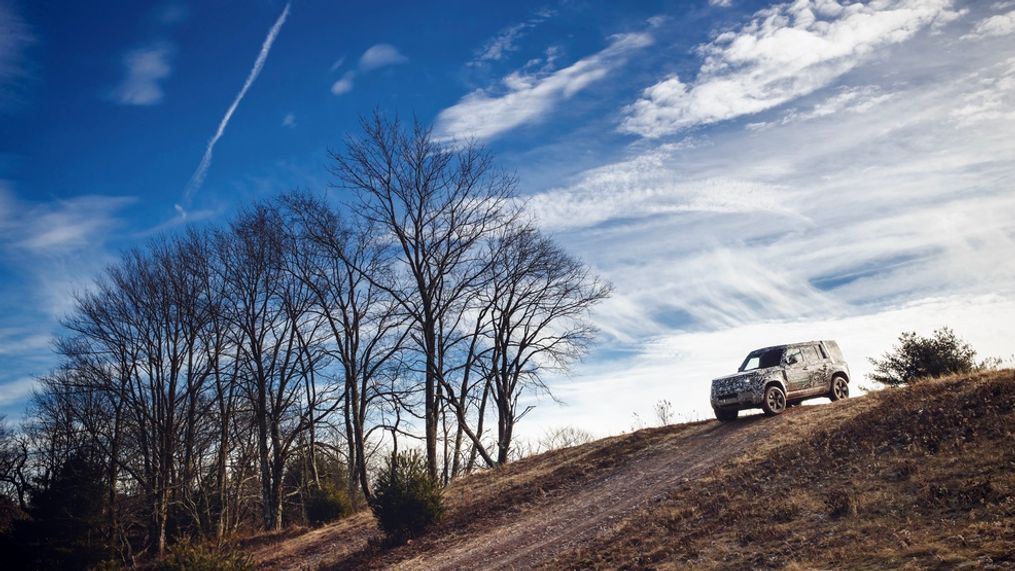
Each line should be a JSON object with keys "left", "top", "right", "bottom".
{"left": 824, "top": 341, "right": 844, "bottom": 361}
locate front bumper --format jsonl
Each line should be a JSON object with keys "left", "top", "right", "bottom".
{"left": 711, "top": 389, "right": 761, "bottom": 410}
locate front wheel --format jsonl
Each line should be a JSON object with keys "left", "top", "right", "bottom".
{"left": 715, "top": 408, "right": 738, "bottom": 422}
{"left": 830, "top": 376, "right": 849, "bottom": 401}
{"left": 762, "top": 385, "right": 787, "bottom": 416}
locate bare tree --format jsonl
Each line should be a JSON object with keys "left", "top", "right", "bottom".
{"left": 0, "top": 417, "right": 29, "bottom": 510}
{"left": 218, "top": 205, "right": 327, "bottom": 530}
{"left": 476, "top": 226, "right": 611, "bottom": 464}
{"left": 538, "top": 426, "right": 595, "bottom": 453}
{"left": 281, "top": 192, "right": 410, "bottom": 500}
{"left": 62, "top": 241, "right": 217, "bottom": 553}
{"left": 330, "top": 114, "right": 516, "bottom": 481}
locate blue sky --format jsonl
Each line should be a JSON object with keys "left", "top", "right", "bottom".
{"left": 2, "top": 0, "right": 1014, "bottom": 437}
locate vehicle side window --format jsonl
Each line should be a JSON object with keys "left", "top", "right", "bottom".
{"left": 818, "top": 344, "right": 828, "bottom": 359}
{"left": 802, "top": 345, "right": 822, "bottom": 363}
{"left": 784, "top": 348, "right": 803, "bottom": 366}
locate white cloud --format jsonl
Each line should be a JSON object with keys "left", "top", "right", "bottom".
{"left": 358, "top": 43, "right": 408, "bottom": 71}
{"left": 435, "top": 31, "right": 654, "bottom": 142}
{"left": 113, "top": 44, "right": 173, "bottom": 105}
{"left": 330, "top": 70, "right": 355, "bottom": 95}
{"left": 710, "top": 0, "right": 733, "bottom": 7}
{"left": 184, "top": 2, "right": 291, "bottom": 203}
{"left": 327, "top": 44, "right": 408, "bottom": 96}
{"left": 965, "top": 9, "right": 1015, "bottom": 38}
{"left": 282, "top": 112, "right": 296, "bottom": 127}
{"left": 620, "top": 0, "right": 963, "bottom": 138}
{"left": 507, "top": 31, "right": 1015, "bottom": 434}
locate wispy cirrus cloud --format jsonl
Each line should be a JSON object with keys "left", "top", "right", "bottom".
{"left": 112, "top": 44, "right": 173, "bottom": 106}
{"left": 511, "top": 27, "right": 1015, "bottom": 433}
{"left": 435, "top": 31, "right": 653, "bottom": 142}
{"left": 183, "top": 2, "right": 291, "bottom": 204}
{"left": 0, "top": 377, "right": 38, "bottom": 408}
{"left": 0, "top": 181, "right": 134, "bottom": 325}
{"left": 0, "top": 185, "right": 132, "bottom": 416}
{"left": 469, "top": 7, "right": 556, "bottom": 65}
{"left": 526, "top": 147, "right": 800, "bottom": 232}
{"left": 620, "top": 0, "right": 963, "bottom": 138}
{"left": 746, "top": 85, "right": 895, "bottom": 130}
{"left": 0, "top": 184, "right": 134, "bottom": 256}
{"left": 521, "top": 25, "right": 1015, "bottom": 336}
{"left": 0, "top": 0, "right": 34, "bottom": 111}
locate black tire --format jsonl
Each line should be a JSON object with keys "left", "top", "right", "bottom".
{"left": 715, "top": 408, "right": 738, "bottom": 422}
{"left": 762, "top": 385, "right": 787, "bottom": 416}
{"left": 830, "top": 375, "right": 849, "bottom": 401}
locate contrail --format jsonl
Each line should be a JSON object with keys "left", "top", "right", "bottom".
{"left": 183, "top": 2, "right": 291, "bottom": 204}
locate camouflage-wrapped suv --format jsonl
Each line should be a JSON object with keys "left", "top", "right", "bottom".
{"left": 710, "top": 340, "right": 850, "bottom": 421}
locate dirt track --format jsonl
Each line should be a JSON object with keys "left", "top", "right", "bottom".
{"left": 252, "top": 399, "right": 870, "bottom": 570}
{"left": 396, "top": 412, "right": 806, "bottom": 570}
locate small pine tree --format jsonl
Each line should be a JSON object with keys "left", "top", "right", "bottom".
{"left": 12, "top": 450, "right": 109, "bottom": 570}
{"left": 304, "top": 482, "right": 352, "bottom": 526}
{"left": 154, "top": 539, "right": 252, "bottom": 571}
{"left": 368, "top": 450, "right": 443, "bottom": 543}
{"left": 868, "top": 327, "right": 977, "bottom": 386}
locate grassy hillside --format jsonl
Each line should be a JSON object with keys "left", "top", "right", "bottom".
{"left": 250, "top": 370, "right": 1015, "bottom": 570}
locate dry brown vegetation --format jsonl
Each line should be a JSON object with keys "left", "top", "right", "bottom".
{"left": 250, "top": 370, "right": 1015, "bottom": 570}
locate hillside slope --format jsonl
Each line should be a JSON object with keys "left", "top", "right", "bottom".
{"left": 250, "top": 370, "right": 1015, "bottom": 570}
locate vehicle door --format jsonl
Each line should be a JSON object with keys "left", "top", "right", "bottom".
{"left": 801, "top": 344, "right": 829, "bottom": 391}
{"left": 782, "top": 347, "right": 809, "bottom": 395}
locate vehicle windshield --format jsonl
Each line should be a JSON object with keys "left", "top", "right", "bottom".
{"left": 739, "top": 347, "right": 784, "bottom": 372}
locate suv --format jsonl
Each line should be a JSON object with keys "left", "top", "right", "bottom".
{"left": 710, "top": 340, "right": 850, "bottom": 421}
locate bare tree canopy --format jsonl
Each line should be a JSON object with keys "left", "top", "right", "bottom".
{"left": 0, "top": 114, "right": 610, "bottom": 563}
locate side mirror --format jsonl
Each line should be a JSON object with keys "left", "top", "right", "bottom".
{"left": 785, "top": 354, "right": 798, "bottom": 366}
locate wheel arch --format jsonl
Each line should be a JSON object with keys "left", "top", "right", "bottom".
{"left": 763, "top": 378, "right": 787, "bottom": 394}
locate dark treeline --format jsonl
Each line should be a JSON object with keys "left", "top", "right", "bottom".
{"left": 0, "top": 116, "right": 610, "bottom": 567}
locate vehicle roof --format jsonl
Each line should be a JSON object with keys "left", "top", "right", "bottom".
{"left": 746, "top": 340, "right": 837, "bottom": 353}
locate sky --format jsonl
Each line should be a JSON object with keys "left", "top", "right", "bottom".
{"left": 1, "top": 0, "right": 1014, "bottom": 440}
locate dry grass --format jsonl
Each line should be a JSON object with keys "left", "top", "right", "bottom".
{"left": 250, "top": 370, "right": 1015, "bottom": 570}
{"left": 552, "top": 370, "right": 1015, "bottom": 570}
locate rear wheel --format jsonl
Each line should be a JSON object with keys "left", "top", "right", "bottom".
{"left": 762, "top": 385, "right": 787, "bottom": 416}
{"left": 830, "top": 376, "right": 849, "bottom": 401}
{"left": 715, "top": 408, "right": 738, "bottom": 422}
